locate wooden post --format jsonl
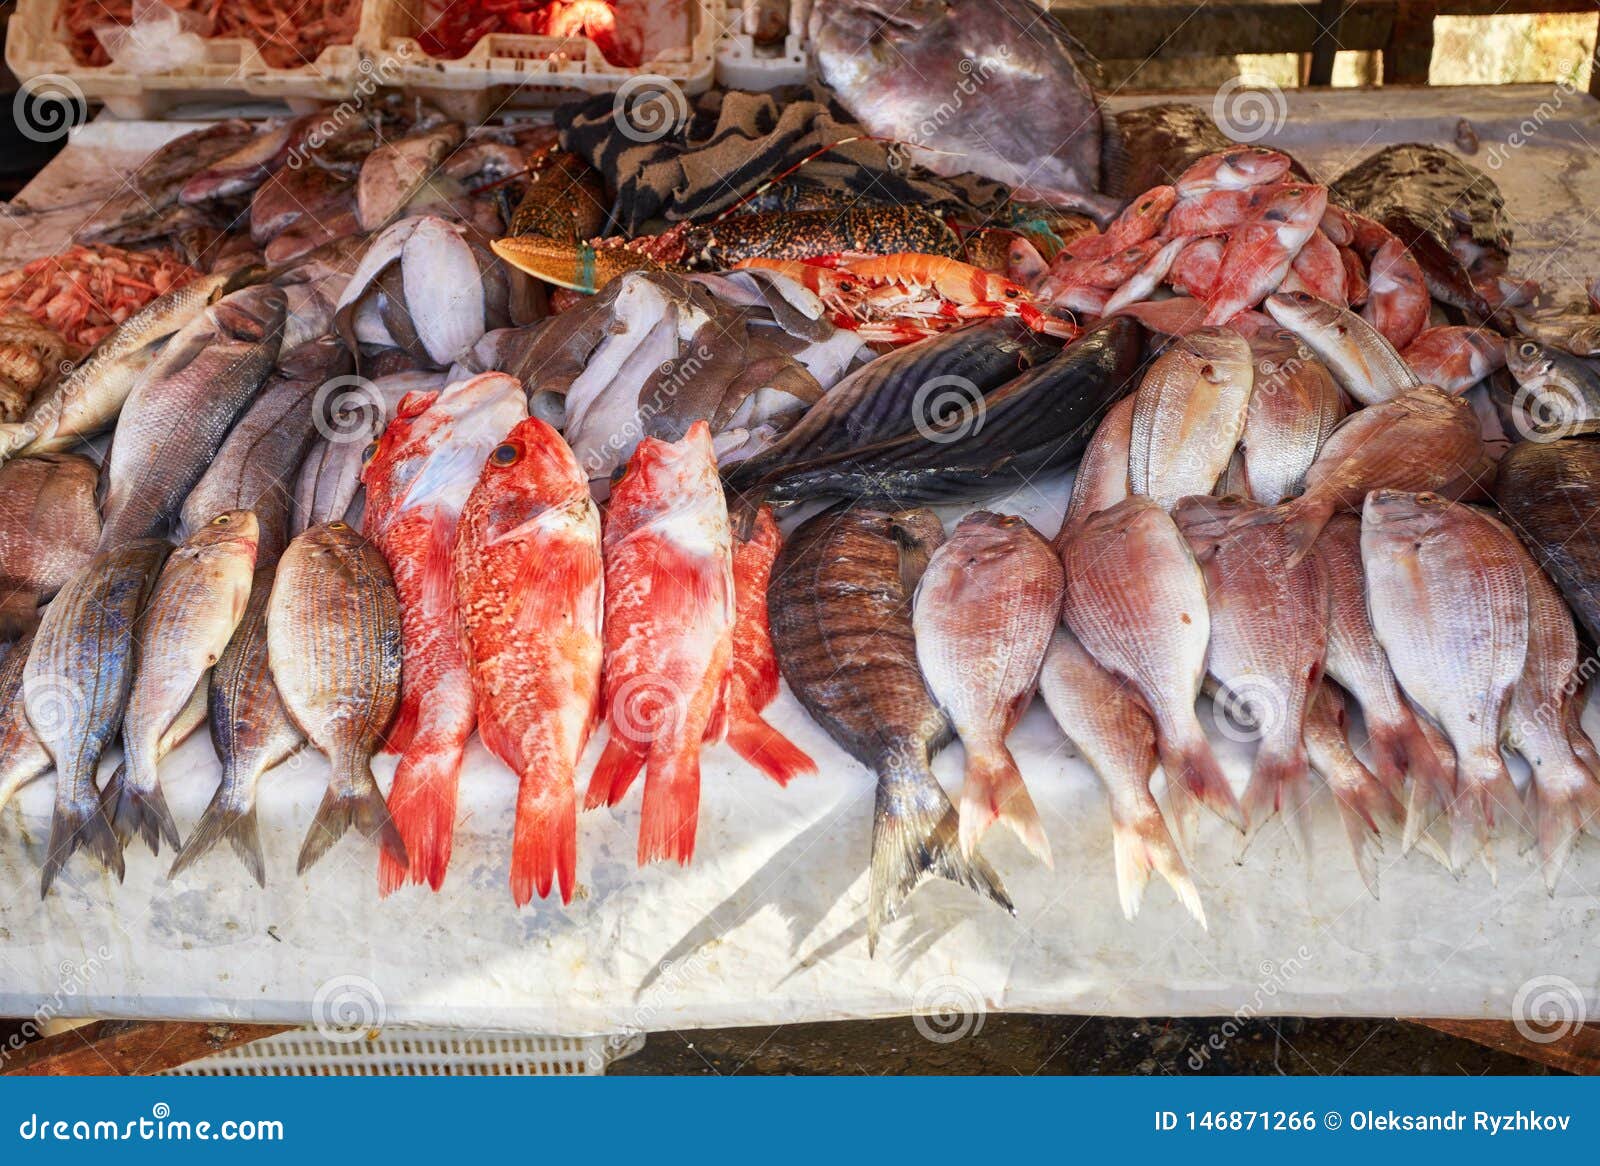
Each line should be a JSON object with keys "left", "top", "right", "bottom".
{"left": 1384, "top": 0, "right": 1438, "bottom": 85}
{"left": 1307, "top": 0, "right": 1351, "bottom": 86}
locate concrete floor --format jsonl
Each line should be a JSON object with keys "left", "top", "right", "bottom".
{"left": 611, "top": 1016, "right": 1556, "bottom": 1075}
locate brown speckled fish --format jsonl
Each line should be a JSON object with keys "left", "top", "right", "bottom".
{"left": 1174, "top": 494, "right": 1328, "bottom": 855}
{"left": 28, "top": 540, "right": 169, "bottom": 895}
{"left": 1361, "top": 492, "right": 1530, "bottom": 876}
{"left": 1038, "top": 624, "right": 1204, "bottom": 924}
{"left": 1062, "top": 496, "right": 1244, "bottom": 850}
{"left": 769, "top": 505, "right": 1012, "bottom": 954}
{"left": 913, "top": 512, "right": 1061, "bottom": 865}
{"left": 268, "top": 521, "right": 406, "bottom": 875}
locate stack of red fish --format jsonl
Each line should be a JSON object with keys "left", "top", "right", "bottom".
{"left": 1035, "top": 147, "right": 1431, "bottom": 352}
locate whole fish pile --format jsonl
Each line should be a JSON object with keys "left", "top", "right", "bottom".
{"left": 3, "top": 20, "right": 1599, "bottom": 964}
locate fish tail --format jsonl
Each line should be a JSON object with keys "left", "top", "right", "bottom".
{"left": 868, "top": 763, "right": 1014, "bottom": 956}
{"left": 1156, "top": 718, "right": 1246, "bottom": 833}
{"left": 1230, "top": 497, "right": 1334, "bottom": 568}
{"left": 297, "top": 759, "right": 408, "bottom": 875}
{"left": 378, "top": 739, "right": 465, "bottom": 896}
{"left": 106, "top": 761, "right": 182, "bottom": 856}
{"left": 1447, "top": 753, "right": 1526, "bottom": 879}
{"left": 1239, "top": 741, "right": 1314, "bottom": 857}
{"left": 41, "top": 779, "right": 124, "bottom": 897}
{"left": 1526, "top": 768, "right": 1600, "bottom": 894}
{"left": 725, "top": 705, "right": 815, "bottom": 787}
{"left": 584, "top": 734, "right": 645, "bottom": 809}
{"left": 1328, "top": 768, "right": 1404, "bottom": 901}
{"left": 958, "top": 744, "right": 1052, "bottom": 867}
{"left": 169, "top": 776, "right": 265, "bottom": 887}
{"left": 637, "top": 748, "right": 701, "bottom": 867}
{"left": 1362, "top": 720, "right": 1412, "bottom": 802}
{"left": 511, "top": 767, "right": 578, "bottom": 907}
{"left": 1107, "top": 800, "right": 1205, "bottom": 927}
{"left": 1401, "top": 768, "right": 1453, "bottom": 869}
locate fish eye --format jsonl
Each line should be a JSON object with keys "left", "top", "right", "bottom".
{"left": 212, "top": 514, "right": 230, "bottom": 525}
{"left": 1520, "top": 342, "right": 1538, "bottom": 358}
{"left": 328, "top": 521, "right": 347, "bottom": 531}
{"left": 492, "top": 442, "right": 520, "bottom": 466}
{"left": 1002, "top": 287, "right": 1020, "bottom": 299}
{"left": 361, "top": 441, "right": 379, "bottom": 463}
{"left": 1294, "top": 292, "right": 1314, "bottom": 303}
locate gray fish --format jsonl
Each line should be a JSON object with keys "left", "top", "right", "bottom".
{"left": 267, "top": 522, "right": 406, "bottom": 874}
{"left": 1264, "top": 291, "right": 1421, "bottom": 406}
{"left": 0, "top": 629, "right": 50, "bottom": 812}
{"left": 293, "top": 371, "right": 434, "bottom": 532}
{"left": 27, "top": 540, "right": 169, "bottom": 894}
{"left": 170, "top": 566, "right": 304, "bottom": 886}
{"left": 1494, "top": 437, "right": 1600, "bottom": 645}
{"left": 110, "top": 512, "right": 259, "bottom": 856}
{"left": 1504, "top": 337, "right": 1600, "bottom": 437}
{"left": 1509, "top": 306, "right": 1600, "bottom": 358}
{"left": 356, "top": 123, "right": 465, "bottom": 232}
{"left": 0, "top": 273, "right": 234, "bottom": 462}
{"left": 0, "top": 453, "right": 100, "bottom": 638}
{"left": 768, "top": 505, "right": 1011, "bottom": 953}
{"left": 99, "top": 285, "right": 286, "bottom": 550}
{"left": 181, "top": 338, "right": 350, "bottom": 564}
{"left": 74, "top": 121, "right": 258, "bottom": 243}
{"left": 808, "top": 0, "right": 1112, "bottom": 218}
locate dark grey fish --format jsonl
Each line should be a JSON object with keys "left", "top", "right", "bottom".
{"left": 1494, "top": 437, "right": 1600, "bottom": 646}
{"left": 1504, "top": 337, "right": 1600, "bottom": 437}
{"left": 26, "top": 540, "right": 169, "bottom": 895}
{"left": 746, "top": 318, "right": 1142, "bottom": 508}
{"left": 768, "top": 505, "right": 1012, "bottom": 953}
{"left": 170, "top": 566, "right": 305, "bottom": 885}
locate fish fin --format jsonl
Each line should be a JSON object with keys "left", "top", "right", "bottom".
{"left": 379, "top": 738, "right": 465, "bottom": 896}
{"left": 169, "top": 784, "right": 265, "bottom": 888}
{"left": 644, "top": 542, "right": 727, "bottom": 622}
{"left": 1526, "top": 770, "right": 1600, "bottom": 894}
{"left": 957, "top": 745, "right": 1052, "bottom": 867}
{"left": 41, "top": 781, "right": 125, "bottom": 897}
{"left": 1239, "top": 743, "right": 1314, "bottom": 857}
{"left": 1108, "top": 801, "right": 1205, "bottom": 927}
{"left": 1162, "top": 777, "right": 1201, "bottom": 862}
{"left": 1327, "top": 768, "right": 1403, "bottom": 900}
{"left": 584, "top": 733, "right": 645, "bottom": 809}
{"left": 1156, "top": 727, "right": 1246, "bottom": 833}
{"left": 1402, "top": 770, "right": 1453, "bottom": 866}
{"left": 1228, "top": 498, "right": 1335, "bottom": 568}
{"left": 106, "top": 762, "right": 182, "bottom": 856}
{"left": 868, "top": 765, "right": 1014, "bottom": 957}
{"left": 297, "top": 766, "right": 408, "bottom": 875}
{"left": 383, "top": 700, "right": 420, "bottom": 757}
{"left": 638, "top": 748, "right": 701, "bottom": 867}
{"left": 511, "top": 766, "right": 578, "bottom": 907}
{"left": 725, "top": 706, "right": 815, "bottom": 787}
{"left": 422, "top": 510, "right": 457, "bottom": 616}
{"left": 1365, "top": 719, "right": 1418, "bottom": 802}
{"left": 1446, "top": 756, "right": 1527, "bottom": 877}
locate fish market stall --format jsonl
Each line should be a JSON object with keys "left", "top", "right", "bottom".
{"left": 2, "top": 69, "right": 1600, "bottom": 1042}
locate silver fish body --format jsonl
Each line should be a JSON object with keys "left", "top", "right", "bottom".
{"left": 1234, "top": 330, "right": 1345, "bottom": 504}
{"left": 27, "top": 540, "right": 169, "bottom": 894}
{"left": 1128, "top": 326, "right": 1253, "bottom": 509}
{"left": 293, "top": 371, "right": 437, "bottom": 532}
{"left": 1264, "top": 291, "right": 1421, "bottom": 405}
{"left": 99, "top": 285, "right": 287, "bottom": 550}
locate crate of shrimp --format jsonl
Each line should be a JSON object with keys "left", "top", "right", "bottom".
{"left": 355, "top": 0, "right": 717, "bottom": 123}
{"left": 6, "top": 0, "right": 367, "bottom": 118}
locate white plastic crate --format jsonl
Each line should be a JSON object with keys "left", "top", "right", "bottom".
{"left": 714, "top": 0, "right": 808, "bottom": 90}
{"left": 356, "top": 0, "right": 718, "bottom": 123}
{"left": 6, "top": 0, "right": 369, "bottom": 118}
{"left": 162, "top": 1029, "right": 645, "bottom": 1077}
